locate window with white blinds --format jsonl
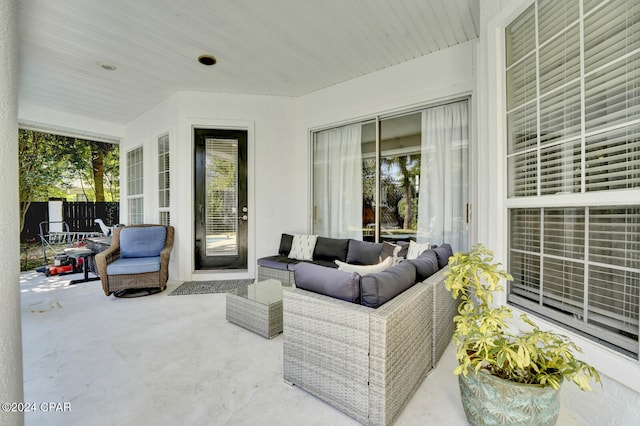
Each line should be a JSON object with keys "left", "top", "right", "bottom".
{"left": 127, "top": 146, "right": 144, "bottom": 224}
{"left": 158, "top": 134, "right": 170, "bottom": 225}
{"left": 505, "top": 0, "right": 640, "bottom": 358}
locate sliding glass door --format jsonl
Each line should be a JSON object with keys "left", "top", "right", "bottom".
{"left": 312, "top": 99, "right": 469, "bottom": 252}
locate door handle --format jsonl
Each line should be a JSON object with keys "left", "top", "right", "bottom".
{"left": 240, "top": 215, "right": 248, "bottom": 221}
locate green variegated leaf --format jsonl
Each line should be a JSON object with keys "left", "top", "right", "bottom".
{"left": 446, "top": 244, "right": 600, "bottom": 392}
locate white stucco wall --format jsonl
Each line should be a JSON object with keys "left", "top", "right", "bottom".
{"left": 476, "top": 0, "right": 640, "bottom": 422}
{"left": 121, "top": 91, "right": 300, "bottom": 281}
{"left": 120, "top": 41, "right": 476, "bottom": 282}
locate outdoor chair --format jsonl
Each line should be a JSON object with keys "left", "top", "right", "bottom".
{"left": 95, "top": 224, "right": 174, "bottom": 297}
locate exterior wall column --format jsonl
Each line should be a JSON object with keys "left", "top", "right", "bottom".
{"left": 0, "top": 1, "right": 24, "bottom": 425}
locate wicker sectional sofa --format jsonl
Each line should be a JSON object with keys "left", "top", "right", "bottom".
{"left": 261, "top": 234, "right": 458, "bottom": 425}
{"left": 283, "top": 266, "right": 456, "bottom": 426}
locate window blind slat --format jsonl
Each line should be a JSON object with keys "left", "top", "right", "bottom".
{"left": 584, "top": 0, "right": 640, "bottom": 72}
{"left": 540, "top": 139, "right": 582, "bottom": 194}
{"left": 540, "top": 82, "right": 582, "bottom": 144}
{"left": 538, "top": 0, "right": 579, "bottom": 46}
{"left": 584, "top": 0, "right": 608, "bottom": 14}
{"left": 508, "top": 101, "right": 538, "bottom": 154}
{"left": 586, "top": 124, "right": 640, "bottom": 191}
{"left": 506, "top": 1, "right": 640, "bottom": 357}
{"left": 539, "top": 23, "right": 580, "bottom": 95}
{"left": 506, "top": 4, "right": 536, "bottom": 67}
{"left": 507, "top": 54, "right": 537, "bottom": 110}
{"left": 585, "top": 54, "right": 640, "bottom": 133}
{"left": 508, "top": 151, "right": 538, "bottom": 197}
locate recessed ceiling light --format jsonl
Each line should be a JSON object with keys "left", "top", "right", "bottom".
{"left": 198, "top": 54, "right": 217, "bottom": 66}
{"left": 101, "top": 64, "right": 117, "bottom": 71}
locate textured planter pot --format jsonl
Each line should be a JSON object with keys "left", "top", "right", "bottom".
{"left": 458, "top": 369, "right": 560, "bottom": 426}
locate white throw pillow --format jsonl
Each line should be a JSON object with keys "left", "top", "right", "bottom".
{"left": 335, "top": 256, "right": 393, "bottom": 275}
{"left": 406, "top": 241, "right": 431, "bottom": 260}
{"left": 288, "top": 234, "right": 318, "bottom": 261}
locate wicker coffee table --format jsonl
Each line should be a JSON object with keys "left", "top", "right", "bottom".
{"left": 226, "top": 279, "right": 288, "bottom": 339}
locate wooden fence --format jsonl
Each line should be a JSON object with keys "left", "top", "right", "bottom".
{"left": 21, "top": 201, "right": 120, "bottom": 242}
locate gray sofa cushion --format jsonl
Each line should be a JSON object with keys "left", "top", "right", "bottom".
{"left": 278, "top": 233, "right": 294, "bottom": 256}
{"left": 408, "top": 249, "right": 439, "bottom": 282}
{"left": 293, "top": 262, "right": 361, "bottom": 303}
{"left": 257, "top": 255, "right": 299, "bottom": 270}
{"left": 360, "top": 261, "right": 416, "bottom": 308}
{"left": 302, "top": 259, "right": 339, "bottom": 269}
{"left": 432, "top": 243, "right": 453, "bottom": 269}
{"left": 346, "top": 240, "right": 384, "bottom": 265}
{"left": 313, "top": 237, "right": 349, "bottom": 262}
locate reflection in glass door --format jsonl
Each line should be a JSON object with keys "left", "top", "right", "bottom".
{"left": 206, "top": 138, "right": 238, "bottom": 256}
{"left": 194, "top": 129, "right": 248, "bottom": 269}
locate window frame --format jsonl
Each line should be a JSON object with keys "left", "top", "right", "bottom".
{"left": 126, "top": 145, "right": 144, "bottom": 225}
{"left": 504, "top": 0, "right": 640, "bottom": 358}
{"left": 158, "top": 133, "right": 170, "bottom": 225}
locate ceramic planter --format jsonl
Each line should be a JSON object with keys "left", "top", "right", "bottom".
{"left": 458, "top": 369, "right": 560, "bottom": 426}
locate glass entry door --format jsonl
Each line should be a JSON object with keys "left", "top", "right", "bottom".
{"left": 194, "top": 128, "right": 248, "bottom": 269}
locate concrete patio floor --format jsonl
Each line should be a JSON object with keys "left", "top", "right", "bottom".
{"left": 19, "top": 270, "right": 584, "bottom": 426}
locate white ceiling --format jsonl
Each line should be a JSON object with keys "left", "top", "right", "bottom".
{"left": 18, "top": 0, "right": 479, "bottom": 125}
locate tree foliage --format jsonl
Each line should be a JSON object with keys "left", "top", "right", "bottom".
{"left": 18, "top": 129, "right": 120, "bottom": 231}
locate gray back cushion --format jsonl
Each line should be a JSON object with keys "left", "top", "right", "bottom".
{"left": 432, "top": 243, "right": 453, "bottom": 269}
{"left": 409, "top": 249, "right": 439, "bottom": 282}
{"left": 360, "top": 261, "right": 416, "bottom": 308}
{"left": 313, "top": 237, "right": 350, "bottom": 262}
{"left": 293, "top": 262, "right": 361, "bottom": 303}
{"left": 346, "top": 240, "right": 384, "bottom": 265}
{"left": 278, "top": 233, "right": 294, "bottom": 256}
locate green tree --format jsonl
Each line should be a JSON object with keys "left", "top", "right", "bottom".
{"left": 18, "top": 129, "right": 120, "bottom": 232}
{"left": 19, "top": 130, "right": 74, "bottom": 231}
{"left": 101, "top": 145, "right": 120, "bottom": 202}
{"left": 70, "top": 139, "right": 119, "bottom": 202}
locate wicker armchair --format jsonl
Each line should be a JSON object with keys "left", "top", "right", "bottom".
{"left": 95, "top": 224, "right": 174, "bottom": 297}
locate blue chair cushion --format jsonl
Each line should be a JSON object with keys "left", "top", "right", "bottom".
{"left": 106, "top": 256, "right": 161, "bottom": 275}
{"left": 119, "top": 226, "right": 167, "bottom": 258}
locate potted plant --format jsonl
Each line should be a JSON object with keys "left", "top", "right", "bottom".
{"left": 445, "top": 244, "right": 600, "bottom": 426}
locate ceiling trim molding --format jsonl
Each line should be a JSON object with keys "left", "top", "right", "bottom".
{"left": 18, "top": 120, "right": 121, "bottom": 144}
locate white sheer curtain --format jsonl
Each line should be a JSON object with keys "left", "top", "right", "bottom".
{"left": 313, "top": 124, "right": 363, "bottom": 239}
{"left": 417, "top": 101, "right": 469, "bottom": 251}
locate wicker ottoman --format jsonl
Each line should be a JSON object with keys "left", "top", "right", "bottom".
{"left": 226, "top": 279, "right": 288, "bottom": 339}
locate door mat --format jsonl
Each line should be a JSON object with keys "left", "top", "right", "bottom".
{"left": 168, "top": 279, "right": 254, "bottom": 296}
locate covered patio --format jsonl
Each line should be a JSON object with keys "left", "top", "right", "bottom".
{"left": 20, "top": 270, "right": 587, "bottom": 426}
{"left": 2, "top": 0, "right": 640, "bottom": 425}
